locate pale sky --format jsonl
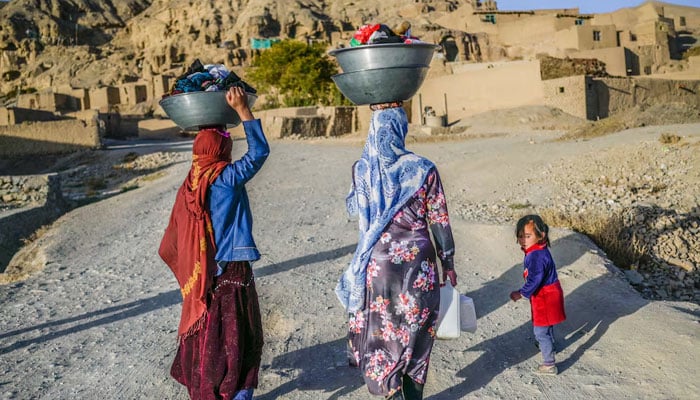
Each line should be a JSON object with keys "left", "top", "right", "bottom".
{"left": 496, "top": 0, "right": 700, "bottom": 14}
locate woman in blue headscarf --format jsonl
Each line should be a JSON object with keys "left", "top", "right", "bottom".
{"left": 336, "top": 102, "right": 458, "bottom": 399}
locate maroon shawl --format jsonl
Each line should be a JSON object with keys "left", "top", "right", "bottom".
{"left": 159, "top": 128, "right": 232, "bottom": 339}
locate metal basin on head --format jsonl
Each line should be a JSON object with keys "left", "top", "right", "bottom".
{"left": 159, "top": 91, "right": 258, "bottom": 131}
{"left": 331, "top": 66, "right": 429, "bottom": 105}
{"left": 328, "top": 43, "right": 440, "bottom": 73}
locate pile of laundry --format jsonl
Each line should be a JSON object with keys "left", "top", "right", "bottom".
{"left": 164, "top": 59, "right": 256, "bottom": 97}
{"left": 349, "top": 21, "right": 425, "bottom": 46}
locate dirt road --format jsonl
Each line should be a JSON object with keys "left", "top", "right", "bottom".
{"left": 1, "top": 125, "right": 698, "bottom": 399}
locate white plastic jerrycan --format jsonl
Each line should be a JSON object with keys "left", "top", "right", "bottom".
{"left": 436, "top": 277, "right": 460, "bottom": 339}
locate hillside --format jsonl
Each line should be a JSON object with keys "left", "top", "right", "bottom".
{"left": 0, "top": 0, "right": 698, "bottom": 103}
{"left": 0, "top": 0, "right": 465, "bottom": 96}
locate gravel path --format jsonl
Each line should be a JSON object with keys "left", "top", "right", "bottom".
{"left": 1, "top": 124, "right": 699, "bottom": 399}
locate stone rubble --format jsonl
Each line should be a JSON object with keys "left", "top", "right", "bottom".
{"left": 57, "top": 151, "right": 189, "bottom": 201}
{"left": 0, "top": 175, "right": 51, "bottom": 210}
{"left": 0, "top": 150, "right": 188, "bottom": 208}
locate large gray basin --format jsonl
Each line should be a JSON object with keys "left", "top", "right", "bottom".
{"left": 159, "top": 91, "right": 257, "bottom": 131}
{"left": 328, "top": 43, "right": 440, "bottom": 73}
{"left": 331, "top": 66, "right": 429, "bottom": 105}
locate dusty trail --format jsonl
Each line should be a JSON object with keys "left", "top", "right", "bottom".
{"left": 0, "top": 126, "right": 698, "bottom": 399}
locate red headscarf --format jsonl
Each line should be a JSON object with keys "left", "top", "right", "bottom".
{"left": 159, "top": 128, "right": 232, "bottom": 340}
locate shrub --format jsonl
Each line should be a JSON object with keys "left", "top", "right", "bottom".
{"left": 682, "top": 46, "right": 700, "bottom": 60}
{"left": 247, "top": 40, "right": 351, "bottom": 108}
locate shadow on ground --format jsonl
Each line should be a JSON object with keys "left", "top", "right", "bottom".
{"left": 0, "top": 290, "right": 180, "bottom": 355}
{"left": 257, "top": 338, "right": 364, "bottom": 400}
{"left": 429, "top": 234, "right": 648, "bottom": 398}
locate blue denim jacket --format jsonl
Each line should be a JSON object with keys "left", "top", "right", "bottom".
{"left": 208, "top": 119, "right": 269, "bottom": 265}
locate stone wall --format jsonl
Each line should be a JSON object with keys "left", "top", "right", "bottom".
{"left": 278, "top": 116, "right": 328, "bottom": 138}
{"left": 0, "top": 174, "right": 64, "bottom": 210}
{"left": 256, "top": 106, "right": 357, "bottom": 138}
{"left": 17, "top": 91, "right": 79, "bottom": 113}
{"left": 0, "top": 118, "right": 100, "bottom": 157}
{"left": 89, "top": 86, "right": 121, "bottom": 111}
{"left": 323, "top": 106, "right": 355, "bottom": 137}
{"left": 120, "top": 83, "right": 148, "bottom": 106}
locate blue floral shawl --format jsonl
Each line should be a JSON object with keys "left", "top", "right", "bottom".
{"left": 335, "top": 107, "right": 434, "bottom": 312}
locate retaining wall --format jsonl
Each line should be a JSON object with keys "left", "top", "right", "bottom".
{"left": 0, "top": 118, "right": 100, "bottom": 157}
{"left": 256, "top": 106, "right": 357, "bottom": 138}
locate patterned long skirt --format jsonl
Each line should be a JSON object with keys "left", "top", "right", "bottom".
{"left": 348, "top": 229, "right": 440, "bottom": 397}
{"left": 170, "top": 262, "right": 264, "bottom": 400}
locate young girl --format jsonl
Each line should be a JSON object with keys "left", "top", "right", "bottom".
{"left": 509, "top": 214, "right": 566, "bottom": 376}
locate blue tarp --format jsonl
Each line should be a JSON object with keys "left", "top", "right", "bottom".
{"left": 250, "top": 38, "right": 281, "bottom": 49}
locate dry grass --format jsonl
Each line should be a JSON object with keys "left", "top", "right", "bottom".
{"left": 138, "top": 171, "right": 166, "bottom": 182}
{"left": 682, "top": 46, "right": 700, "bottom": 60}
{"left": 557, "top": 117, "right": 627, "bottom": 141}
{"left": 540, "top": 208, "right": 647, "bottom": 269}
{"left": 0, "top": 225, "right": 51, "bottom": 284}
{"left": 508, "top": 202, "right": 532, "bottom": 210}
{"left": 659, "top": 133, "right": 682, "bottom": 144}
{"left": 20, "top": 225, "right": 51, "bottom": 246}
{"left": 120, "top": 184, "right": 139, "bottom": 193}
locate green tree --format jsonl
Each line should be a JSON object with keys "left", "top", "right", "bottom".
{"left": 247, "top": 39, "right": 350, "bottom": 108}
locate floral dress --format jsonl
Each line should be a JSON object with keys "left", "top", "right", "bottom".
{"left": 347, "top": 168, "right": 455, "bottom": 396}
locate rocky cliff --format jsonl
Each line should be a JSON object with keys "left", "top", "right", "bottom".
{"left": 0, "top": 0, "right": 467, "bottom": 99}
{"left": 1, "top": 0, "right": 696, "bottom": 105}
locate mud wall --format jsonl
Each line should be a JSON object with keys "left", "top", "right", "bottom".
{"left": 0, "top": 119, "right": 100, "bottom": 157}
